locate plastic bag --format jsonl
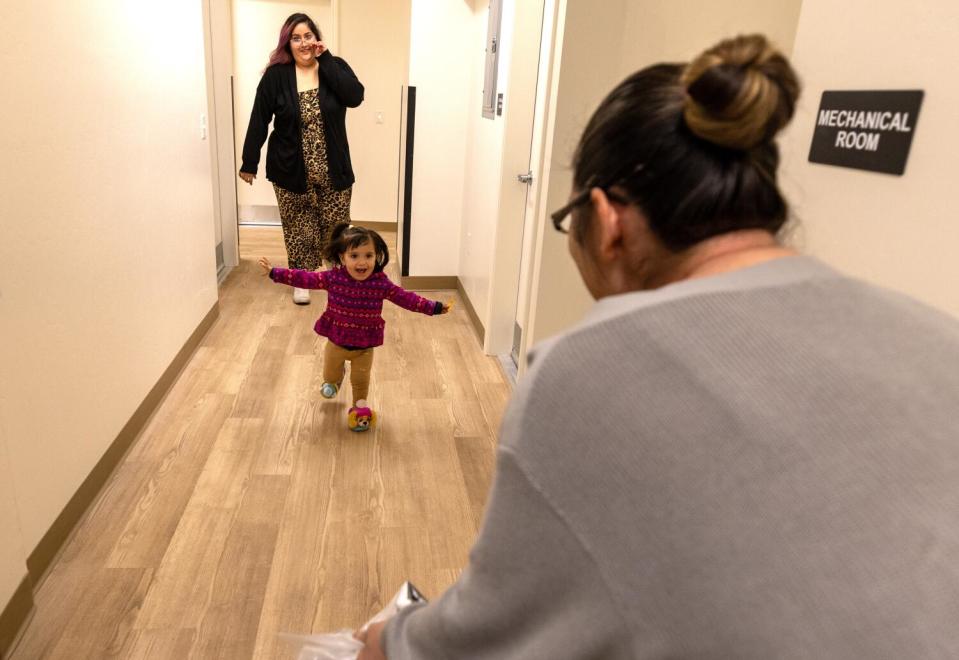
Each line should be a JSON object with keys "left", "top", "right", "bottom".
{"left": 281, "top": 582, "right": 428, "bottom": 660}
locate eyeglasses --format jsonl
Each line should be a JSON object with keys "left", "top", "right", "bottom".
{"left": 550, "top": 161, "right": 647, "bottom": 234}
{"left": 290, "top": 33, "right": 316, "bottom": 45}
{"left": 551, "top": 181, "right": 639, "bottom": 234}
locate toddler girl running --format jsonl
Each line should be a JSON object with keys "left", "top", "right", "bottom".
{"left": 259, "top": 223, "right": 451, "bottom": 431}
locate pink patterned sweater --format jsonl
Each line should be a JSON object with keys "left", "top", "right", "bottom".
{"left": 270, "top": 267, "right": 442, "bottom": 348}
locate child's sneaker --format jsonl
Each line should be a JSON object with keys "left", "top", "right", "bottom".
{"left": 348, "top": 405, "right": 377, "bottom": 432}
{"left": 320, "top": 381, "right": 341, "bottom": 399}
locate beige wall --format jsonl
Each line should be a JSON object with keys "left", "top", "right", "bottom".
{"left": 616, "top": 1, "right": 802, "bottom": 77}
{"left": 779, "top": 0, "right": 959, "bottom": 318}
{"left": 232, "top": 0, "right": 333, "bottom": 211}
{"left": 339, "top": 0, "right": 411, "bottom": 223}
{"left": 524, "top": 0, "right": 803, "bottom": 350}
{"left": 406, "top": 0, "right": 475, "bottom": 275}
{"left": 0, "top": 0, "right": 218, "bottom": 583}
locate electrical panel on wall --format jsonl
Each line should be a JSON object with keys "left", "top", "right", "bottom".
{"left": 482, "top": 0, "right": 503, "bottom": 119}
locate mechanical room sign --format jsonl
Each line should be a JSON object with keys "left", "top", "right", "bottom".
{"left": 808, "top": 90, "right": 924, "bottom": 175}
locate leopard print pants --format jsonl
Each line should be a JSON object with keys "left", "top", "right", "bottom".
{"left": 273, "top": 175, "right": 352, "bottom": 271}
{"left": 273, "top": 87, "right": 352, "bottom": 271}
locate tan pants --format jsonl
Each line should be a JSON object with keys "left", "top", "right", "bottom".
{"left": 324, "top": 341, "right": 374, "bottom": 404}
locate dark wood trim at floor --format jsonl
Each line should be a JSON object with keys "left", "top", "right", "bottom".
{"left": 3, "top": 302, "right": 220, "bottom": 656}
{"left": 0, "top": 575, "right": 34, "bottom": 659}
{"left": 456, "top": 278, "right": 485, "bottom": 346}
{"left": 400, "top": 275, "right": 458, "bottom": 291}
{"left": 399, "top": 275, "right": 484, "bottom": 345}
{"left": 353, "top": 221, "right": 397, "bottom": 233}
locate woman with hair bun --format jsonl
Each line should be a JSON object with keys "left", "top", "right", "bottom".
{"left": 356, "top": 34, "right": 959, "bottom": 659}
{"left": 240, "top": 12, "right": 363, "bottom": 305}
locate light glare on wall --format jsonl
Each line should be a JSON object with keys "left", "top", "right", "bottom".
{"left": 119, "top": 1, "right": 205, "bottom": 75}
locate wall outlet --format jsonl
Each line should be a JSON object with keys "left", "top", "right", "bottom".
{"left": 375, "top": 111, "right": 384, "bottom": 124}
{"left": 200, "top": 114, "right": 208, "bottom": 140}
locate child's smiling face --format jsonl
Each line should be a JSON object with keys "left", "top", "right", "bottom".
{"left": 342, "top": 239, "right": 377, "bottom": 280}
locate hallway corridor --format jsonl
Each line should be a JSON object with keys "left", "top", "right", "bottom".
{"left": 9, "top": 227, "right": 510, "bottom": 659}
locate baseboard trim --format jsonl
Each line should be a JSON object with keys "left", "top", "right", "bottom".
{"left": 400, "top": 276, "right": 457, "bottom": 291}
{"left": 25, "top": 302, "right": 220, "bottom": 585}
{"left": 0, "top": 575, "right": 34, "bottom": 659}
{"left": 398, "top": 276, "right": 484, "bottom": 343}
{"left": 354, "top": 221, "right": 397, "bottom": 233}
{"left": 456, "top": 278, "right": 485, "bottom": 346}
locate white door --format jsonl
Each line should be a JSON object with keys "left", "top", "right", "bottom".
{"left": 482, "top": 0, "right": 554, "bottom": 368}
{"left": 203, "top": 0, "right": 239, "bottom": 280}
{"left": 511, "top": 0, "right": 561, "bottom": 373}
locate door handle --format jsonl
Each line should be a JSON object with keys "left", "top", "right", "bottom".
{"left": 517, "top": 171, "right": 533, "bottom": 184}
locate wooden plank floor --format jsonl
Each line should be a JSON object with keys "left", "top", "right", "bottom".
{"left": 10, "top": 227, "right": 510, "bottom": 659}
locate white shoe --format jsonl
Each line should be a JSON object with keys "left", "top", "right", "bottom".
{"left": 293, "top": 287, "right": 310, "bottom": 305}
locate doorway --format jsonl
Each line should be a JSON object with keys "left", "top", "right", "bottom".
{"left": 232, "top": 1, "right": 335, "bottom": 230}
{"left": 203, "top": 0, "right": 240, "bottom": 280}
{"left": 204, "top": 1, "right": 345, "bottom": 281}
{"left": 476, "top": 0, "right": 558, "bottom": 377}
{"left": 510, "top": 0, "right": 559, "bottom": 371}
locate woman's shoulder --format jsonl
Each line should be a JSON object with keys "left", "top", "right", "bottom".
{"left": 318, "top": 51, "right": 350, "bottom": 66}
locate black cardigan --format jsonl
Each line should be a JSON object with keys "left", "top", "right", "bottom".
{"left": 240, "top": 51, "right": 364, "bottom": 193}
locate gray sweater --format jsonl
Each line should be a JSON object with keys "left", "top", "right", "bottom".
{"left": 384, "top": 256, "right": 959, "bottom": 659}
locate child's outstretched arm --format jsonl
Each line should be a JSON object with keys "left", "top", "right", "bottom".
{"left": 384, "top": 281, "right": 452, "bottom": 316}
{"left": 258, "top": 257, "right": 327, "bottom": 290}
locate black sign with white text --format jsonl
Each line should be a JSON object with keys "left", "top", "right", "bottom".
{"left": 808, "top": 90, "right": 923, "bottom": 175}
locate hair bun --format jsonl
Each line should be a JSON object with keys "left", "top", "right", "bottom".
{"left": 681, "top": 34, "right": 799, "bottom": 150}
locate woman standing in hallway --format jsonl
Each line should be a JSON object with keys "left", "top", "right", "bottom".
{"left": 239, "top": 12, "right": 364, "bottom": 305}
{"left": 357, "top": 34, "right": 959, "bottom": 659}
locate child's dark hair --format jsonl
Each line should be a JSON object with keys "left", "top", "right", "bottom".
{"left": 325, "top": 223, "right": 390, "bottom": 272}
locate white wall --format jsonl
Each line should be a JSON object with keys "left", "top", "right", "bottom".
{"left": 232, "top": 0, "right": 333, "bottom": 212}
{"left": 523, "top": 0, "right": 803, "bottom": 352}
{"left": 339, "top": 0, "right": 411, "bottom": 224}
{"left": 779, "top": 0, "right": 959, "bottom": 318}
{"left": 411, "top": 0, "right": 540, "bottom": 351}
{"left": 406, "top": 0, "right": 474, "bottom": 276}
{"left": 0, "top": 0, "right": 218, "bottom": 570}
{"left": 459, "top": 0, "right": 510, "bottom": 320}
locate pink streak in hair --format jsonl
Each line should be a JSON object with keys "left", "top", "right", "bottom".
{"left": 266, "top": 22, "right": 295, "bottom": 68}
